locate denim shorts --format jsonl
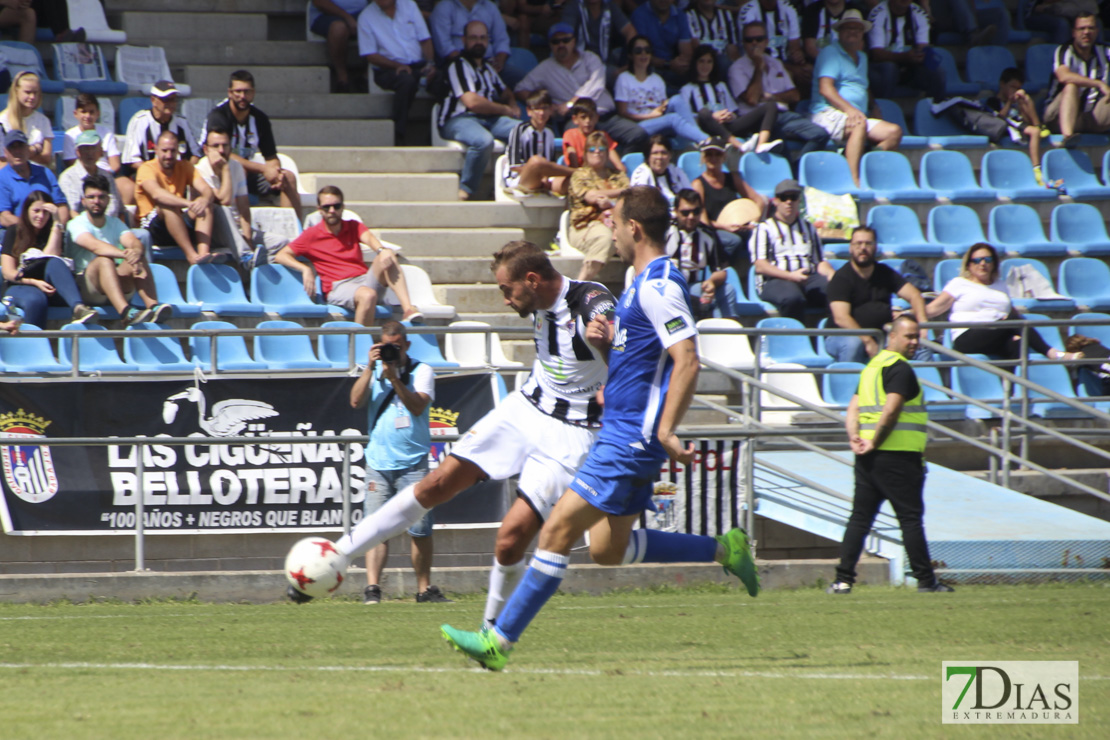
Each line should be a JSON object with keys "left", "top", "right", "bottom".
{"left": 364, "top": 458, "right": 434, "bottom": 538}
{"left": 310, "top": 13, "right": 344, "bottom": 37}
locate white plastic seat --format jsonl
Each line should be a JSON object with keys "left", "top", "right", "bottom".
{"left": 67, "top": 0, "right": 128, "bottom": 43}
{"left": 758, "top": 362, "right": 832, "bottom": 424}
{"left": 251, "top": 151, "right": 311, "bottom": 200}
{"left": 431, "top": 102, "right": 506, "bottom": 155}
{"left": 383, "top": 264, "right": 456, "bottom": 320}
{"left": 250, "top": 207, "right": 303, "bottom": 241}
{"left": 558, "top": 210, "right": 583, "bottom": 258}
{"left": 182, "top": 97, "right": 215, "bottom": 132}
{"left": 444, "top": 320, "right": 523, "bottom": 368}
{"left": 695, "top": 318, "right": 756, "bottom": 371}
{"left": 114, "top": 45, "right": 191, "bottom": 96}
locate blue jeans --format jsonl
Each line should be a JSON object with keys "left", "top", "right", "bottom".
{"left": 690, "top": 274, "right": 742, "bottom": 319}
{"left": 775, "top": 110, "right": 830, "bottom": 161}
{"left": 364, "top": 458, "right": 434, "bottom": 538}
{"left": 441, "top": 113, "right": 519, "bottom": 195}
{"left": 640, "top": 95, "right": 708, "bottom": 144}
{"left": 826, "top": 334, "right": 935, "bottom": 363}
{"left": 2, "top": 258, "right": 84, "bottom": 328}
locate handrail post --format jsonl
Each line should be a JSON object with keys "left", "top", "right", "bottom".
{"left": 743, "top": 438, "right": 755, "bottom": 555}
{"left": 342, "top": 442, "right": 352, "bottom": 536}
{"left": 70, "top": 331, "right": 80, "bottom": 378}
{"left": 210, "top": 334, "right": 219, "bottom": 375}
{"left": 134, "top": 440, "right": 145, "bottom": 571}
{"left": 1019, "top": 323, "right": 1031, "bottom": 465}
{"left": 752, "top": 334, "right": 763, "bottom": 423}
{"left": 347, "top": 329, "right": 356, "bottom": 370}
{"left": 1001, "top": 377, "right": 1012, "bottom": 490}
{"left": 988, "top": 426, "right": 999, "bottom": 485}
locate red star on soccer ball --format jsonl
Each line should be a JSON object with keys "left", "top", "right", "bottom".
{"left": 327, "top": 573, "right": 344, "bottom": 593}
{"left": 313, "top": 540, "right": 338, "bottom": 556}
{"left": 289, "top": 567, "right": 315, "bottom": 589}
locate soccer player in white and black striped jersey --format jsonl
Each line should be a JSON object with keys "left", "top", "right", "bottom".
{"left": 503, "top": 89, "right": 575, "bottom": 196}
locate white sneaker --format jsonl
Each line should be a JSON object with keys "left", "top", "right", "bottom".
{"left": 755, "top": 139, "right": 784, "bottom": 154}
{"left": 739, "top": 134, "right": 759, "bottom": 153}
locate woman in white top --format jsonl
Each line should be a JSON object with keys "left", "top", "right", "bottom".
{"left": 925, "top": 242, "right": 1076, "bottom": 360}
{"left": 628, "top": 134, "right": 691, "bottom": 207}
{"left": 680, "top": 44, "right": 780, "bottom": 153}
{"left": 0, "top": 72, "right": 53, "bottom": 166}
{"left": 614, "top": 35, "right": 707, "bottom": 144}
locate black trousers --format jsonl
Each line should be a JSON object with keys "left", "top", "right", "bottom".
{"left": 835, "top": 450, "right": 937, "bottom": 587}
{"left": 758, "top": 272, "right": 828, "bottom": 323}
{"left": 373, "top": 61, "right": 432, "bottom": 140}
{"left": 952, "top": 309, "right": 1053, "bottom": 359}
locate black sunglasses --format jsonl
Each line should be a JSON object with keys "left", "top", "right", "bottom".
{"left": 551, "top": 36, "right": 574, "bottom": 45}
{"left": 320, "top": 202, "right": 344, "bottom": 211}
{"left": 778, "top": 194, "right": 800, "bottom": 202}
{"left": 677, "top": 208, "right": 702, "bottom": 217}
{"left": 744, "top": 35, "right": 767, "bottom": 43}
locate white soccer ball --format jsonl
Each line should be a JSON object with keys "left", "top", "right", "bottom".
{"left": 284, "top": 537, "right": 348, "bottom": 598}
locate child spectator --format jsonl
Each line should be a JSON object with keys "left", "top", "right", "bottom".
{"left": 62, "top": 93, "right": 128, "bottom": 201}
{"left": 504, "top": 89, "right": 575, "bottom": 196}
{"left": 988, "top": 68, "right": 1049, "bottom": 185}
{"left": 562, "top": 97, "right": 624, "bottom": 172}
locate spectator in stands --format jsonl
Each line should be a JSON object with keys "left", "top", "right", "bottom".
{"left": 1026, "top": 0, "right": 1097, "bottom": 45}
{"left": 359, "top": 0, "right": 435, "bottom": 146}
{"left": 438, "top": 20, "right": 521, "bottom": 201}
{"left": 202, "top": 70, "right": 304, "bottom": 216}
{"left": 121, "top": 81, "right": 200, "bottom": 204}
{"left": 502, "top": 0, "right": 561, "bottom": 50}
{"left": 803, "top": 0, "right": 864, "bottom": 64}
{"left": 629, "top": 134, "right": 690, "bottom": 206}
{"left": 135, "top": 131, "right": 216, "bottom": 266}
{"left": 810, "top": 10, "right": 902, "bottom": 187}
{"left": 560, "top": 0, "right": 636, "bottom": 73}
{"left": 739, "top": 0, "right": 810, "bottom": 92}
{"left": 866, "top": 0, "right": 945, "bottom": 101}
{"left": 614, "top": 35, "right": 706, "bottom": 144}
{"left": 0, "top": 72, "right": 53, "bottom": 166}
{"left": 917, "top": 0, "right": 999, "bottom": 47}
{"left": 667, "top": 187, "right": 742, "bottom": 318}
{"left": 1044, "top": 12, "right": 1110, "bottom": 148}
{"left": 197, "top": 127, "right": 290, "bottom": 270}
{"left": 275, "top": 186, "right": 421, "bottom": 327}
{"left": 731, "top": 21, "right": 830, "bottom": 163}
{"left": 62, "top": 94, "right": 126, "bottom": 199}
{"left": 750, "top": 178, "right": 833, "bottom": 322}
{"left": 986, "top": 68, "right": 1048, "bottom": 184}
{"left": 0, "top": 0, "right": 35, "bottom": 45}
{"left": 684, "top": 43, "right": 781, "bottom": 153}
{"left": 561, "top": 97, "right": 626, "bottom": 170}
{"left": 826, "top": 226, "right": 927, "bottom": 363}
{"left": 687, "top": 0, "right": 741, "bottom": 65}
{"left": 566, "top": 130, "right": 629, "bottom": 279}
{"left": 66, "top": 173, "right": 171, "bottom": 326}
{"left": 629, "top": 0, "right": 694, "bottom": 89}
{"left": 31, "top": 0, "right": 85, "bottom": 42}
{"left": 309, "top": 0, "right": 369, "bottom": 93}
{"left": 0, "top": 130, "right": 68, "bottom": 239}
{"left": 0, "top": 190, "right": 95, "bottom": 327}
{"left": 925, "top": 243, "right": 1078, "bottom": 361}
{"left": 503, "top": 89, "right": 574, "bottom": 196}
{"left": 430, "top": 0, "right": 511, "bottom": 71}
{"left": 1065, "top": 333, "right": 1110, "bottom": 395}
{"left": 690, "top": 137, "right": 764, "bottom": 265}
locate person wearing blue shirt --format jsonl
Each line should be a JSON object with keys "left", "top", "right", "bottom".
{"left": 430, "top": 0, "right": 511, "bottom": 71}
{"left": 0, "top": 130, "right": 69, "bottom": 239}
{"left": 630, "top": 0, "right": 694, "bottom": 88}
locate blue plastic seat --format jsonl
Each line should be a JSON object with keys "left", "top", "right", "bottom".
{"left": 859, "top": 151, "right": 936, "bottom": 202}
{"left": 756, "top": 317, "right": 831, "bottom": 367}
{"left": 951, "top": 362, "right": 1013, "bottom": 419}
{"left": 999, "top": 258, "right": 1076, "bottom": 311}
{"left": 186, "top": 263, "right": 266, "bottom": 316}
{"left": 251, "top": 264, "right": 334, "bottom": 318}
{"left": 798, "top": 151, "right": 873, "bottom": 199}
{"left": 932, "top": 46, "right": 983, "bottom": 96}
{"left": 0, "top": 41, "right": 66, "bottom": 93}
{"left": 123, "top": 323, "right": 195, "bottom": 371}
{"left": 404, "top": 323, "right": 458, "bottom": 367}
{"left": 1016, "top": 362, "right": 1087, "bottom": 417}
{"left": 1050, "top": 203, "right": 1110, "bottom": 256}
{"left": 980, "top": 150, "right": 1058, "bottom": 201}
{"left": 57, "top": 323, "right": 139, "bottom": 372}
{"left": 621, "top": 152, "right": 644, "bottom": 173}
{"left": 739, "top": 151, "right": 793, "bottom": 198}
{"left": 821, "top": 361, "right": 863, "bottom": 406}
{"left": 919, "top": 151, "right": 996, "bottom": 201}
{"left": 912, "top": 364, "right": 965, "bottom": 420}
{"left": 117, "top": 96, "right": 152, "bottom": 135}
{"left": 1041, "top": 149, "right": 1110, "bottom": 198}
{"left": 874, "top": 99, "right": 927, "bottom": 147}
{"left": 506, "top": 46, "right": 538, "bottom": 79}
{"left": 1023, "top": 40, "right": 1056, "bottom": 94}
{"left": 319, "top": 320, "right": 373, "bottom": 369}
{"left": 912, "top": 98, "right": 990, "bottom": 147}
{"left": 188, "top": 320, "right": 268, "bottom": 372}
{"left": 147, "top": 263, "right": 202, "bottom": 319}
{"left": 1069, "top": 312, "right": 1110, "bottom": 345}
{"left": 988, "top": 204, "right": 1065, "bottom": 257}
{"left": 966, "top": 46, "right": 1018, "bottom": 88}
{"left": 712, "top": 266, "right": 768, "bottom": 317}
{"left": 254, "top": 319, "right": 332, "bottom": 370}
{"left": 677, "top": 150, "right": 705, "bottom": 181}
{"left": 866, "top": 205, "right": 944, "bottom": 258}
{"left": 1058, "top": 258, "right": 1110, "bottom": 311}
{"left": 746, "top": 266, "right": 781, "bottom": 315}
{"left": 926, "top": 205, "right": 988, "bottom": 256}
{"left": 0, "top": 325, "right": 67, "bottom": 372}
{"left": 1022, "top": 311, "right": 1064, "bottom": 349}
{"left": 933, "top": 258, "right": 963, "bottom": 293}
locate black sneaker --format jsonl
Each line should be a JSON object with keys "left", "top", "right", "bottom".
{"left": 826, "top": 581, "right": 852, "bottom": 594}
{"left": 363, "top": 584, "right": 382, "bottom": 604}
{"left": 148, "top": 303, "right": 172, "bottom": 324}
{"left": 286, "top": 584, "right": 313, "bottom": 604}
{"left": 123, "top": 305, "right": 152, "bottom": 326}
{"left": 918, "top": 582, "right": 955, "bottom": 593}
{"left": 416, "top": 585, "right": 453, "bottom": 603}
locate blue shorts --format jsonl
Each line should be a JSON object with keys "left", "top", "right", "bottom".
{"left": 568, "top": 440, "right": 661, "bottom": 517}
{"left": 310, "top": 13, "right": 345, "bottom": 37}
{"left": 363, "top": 459, "right": 434, "bottom": 538}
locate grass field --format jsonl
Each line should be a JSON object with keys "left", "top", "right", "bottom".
{"left": 1, "top": 582, "right": 1106, "bottom": 739}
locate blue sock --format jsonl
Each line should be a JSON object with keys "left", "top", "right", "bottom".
{"left": 493, "top": 549, "right": 568, "bottom": 644}
{"left": 623, "top": 529, "right": 718, "bottom": 564}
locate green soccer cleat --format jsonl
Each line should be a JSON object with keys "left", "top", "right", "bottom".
{"left": 717, "top": 527, "right": 760, "bottom": 597}
{"left": 441, "top": 625, "right": 510, "bottom": 671}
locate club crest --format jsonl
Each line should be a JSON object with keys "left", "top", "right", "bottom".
{"left": 0, "top": 409, "right": 58, "bottom": 503}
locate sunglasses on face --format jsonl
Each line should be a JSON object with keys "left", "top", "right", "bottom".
{"left": 586, "top": 146, "right": 606, "bottom": 153}
{"left": 778, "top": 194, "right": 800, "bottom": 202}
{"left": 677, "top": 208, "right": 702, "bottom": 217}
{"left": 744, "top": 35, "right": 767, "bottom": 43}
{"left": 969, "top": 256, "right": 995, "bottom": 265}
{"left": 551, "top": 36, "right": 574, "bottom": 45}
{"left": 320, "top": 202, "right": 344, "bottom": 212}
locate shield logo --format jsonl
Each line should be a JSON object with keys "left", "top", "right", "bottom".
{"left": 0, "top": 411, "right": 58, "bottom": 504}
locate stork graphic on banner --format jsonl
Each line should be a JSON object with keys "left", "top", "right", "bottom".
{"left": 162, "top": 386, "right": 278, "bottom": 437}
{"left": 0, "top": 409, "right": 59, "bottom": 503}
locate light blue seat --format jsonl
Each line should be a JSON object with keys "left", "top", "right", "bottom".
{"left": 1023, "top": 40, "right": 1056, "bottom": 94}
{"left": 57, "top": 323, "right": 138, "bottom": 372}
{"left": 867, "top": 205, "right": 944, "bottom": 258}
{"left": 933, "top": 258, "right": 962, "bottom": 293}
{"left": 1041, "top": 149, "right": 1110, "bottom": 198}
{"left": 874, "top": 99, "right": 928, "bottom": 147}
{"left": 798, "top": 151, "right": 873, "bottom": 199}
{"left": 117, "top": 96, "right": 152, "bottom": 134}
{"left": 746, "top": 266, "right": 781, "bottom": 315}
{"left": 506, "top": 46, "right": 538, "bottom": 79}
{"left": 756, "top": 317, "right": 831, "bottom": 367}
{"left": 932, "top": 46, "right": 983, "bottom": 96}
{"left": 927, "top": 204, "right": 987, "bottom": 256}
{"left": 988, "top": 204, "right": 1065, "bottom": 257}
{"left": 0, "top": 325, "right": 67, "bottom": 372}
{"left": 999, "top": 258, "right": 1076, "bottom": 311}
{"left": 621, "top": 152, "right": 644, "bottom": 173}
{"left": 186, "top": 263, "right": 266, "bottom": 316}
{"left": 1050, "top": 203, "right": 1110, "bottom": 256}
{"left": 0, "top": 41, "right": 66, "bottom": 93}
{"left": 1069, "top": 312, "right": 1110, "bottom": 345}
{"left": 951, "top": 362, "right": 1013, "bottom": 419}
{"left": 966, "top": 46, "right": 1017, "bottom": 88}
{"left": 1021, "top": 311, "right": 1064, "bottom": 350}
{"left": 980, "top": 150, "right": 1058, "bottom": 201}
{"left": 123, "top": 323, "right": 195, "bottom": 371}
{"left": 859, "top": 151, "right": 936, "bottom": 202}
{"left": 739, "top": 151, "right": 793, "bottom": 198}
{"left": 821, "top": 361, "right": 863, "bottom": 406}
{"left": 677, "top": 150, "right": 705, "bottom": 181}
{"left": 913, "top": 364, "right": 965, "bottom": 420}
{"left": 319, "top": 320, "right": 373, "bottom": 369}
{"left": 1058, "top": 258, "right": 1110, "bottom": 311}
{"left": 709, "top": 266, "right": 767, "bottom": 317}
{"left": 919, "top": 151, "right": 996, "bottom": 202}
{"left": 251, "top": 264, "right": 334, "bottom": 318}
{"left": 148, "top": 263, "right": 203, "bottom": 319}
{"left": 1016, "top": 362, "right": 1087, "bottom": 417}
{"left": 254, "top": 319, "right": 332, "bottom": 370}
{"left": 912, "top": 98, "right": 990, "bottom": 147}
{"left": 405, "top": 323, "right": 458, "bottom": 367}
{"left": 188, "top": 320, "right": 267, "bottom": 372}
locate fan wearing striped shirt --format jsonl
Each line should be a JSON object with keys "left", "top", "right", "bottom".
{"left": 686, "top": 0, "right": 741, "bottom": 64}
{"left": 1044, "top": 12, "right": 1110, "bottom": 146}
{"left": 681, "top": 43, "right": 782, "bottom": 154}
{"left": 503, "top": 89, "right": 575, "bottom": 196}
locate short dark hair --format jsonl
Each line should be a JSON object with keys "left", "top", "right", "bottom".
{"left": 491, "top": 240, "right": 558, "bottom": 282}
{"left": 317, "top": 185, "right": 344, "bottom": 203}
{"left": 742, "top": 20, "right": 766, "bottom": 35}
{"left": 644, "top": 134, "right": 672, "bottom": 157}
{"left": 999, "top": 67, "right": 1023, "bottom": 86}
{"left": 1073, "top": 12, "right": 1099, "bottom": 29}
{"left": 74, "top": 93, "right": 99, "bottom": 111}
{"left": 890, "top": 314, "right": 919, "bottom": 334}
{"left": 570, "top": 97, "right": 598, "bottom": 118}
{"left": 525, "top": 88, "right": 552, "bottom": 108}
{"left": 81, "top": 172, "right": 112, "bottom": 194}
{"left": 229, "top": 69, "right": 255, "bottom": 87}
{"left": 675, "top": 188, "right": 701, "bottom": 209}
{"left": 379, "top": 320, "right": 406, "bottom": 339}
{"left": 205, "top": 125, "right": 230, "bottom": 144}
{"left": 849, "top": 225, "right": 876, "bottom": 241}
{"left": 616, "top": 186, "right": 670, "bottom": 245}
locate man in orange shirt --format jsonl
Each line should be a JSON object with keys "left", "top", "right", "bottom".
{"left": 135, "top": 130, "right": 216, "bottom": 264}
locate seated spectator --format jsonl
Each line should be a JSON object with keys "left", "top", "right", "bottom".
{"left": 503, "top": 89, "right": 574, "bottom": 196}
{"left": 667, "top": 188, "right": 743, "bottom": 318}
{"left": 739, "top": 0, "right": 811, "bottom": 92}
{"left": 614, "top": 35, "right": 706, "bottom": 144}
{"left": 135, "top": 131, "right": 216, "bottom": 265}
{"left": 0, "top": 72, "right": 53, "bottom": 167}
{"left": 430, "top": 0, "right": 511, "bottom": 72}
{"left": 691, "top": 137, "right": 765, "bottom": 265}
{"left": 438, "top": 20, "right": 521, "bottom": 200}
{"left": 0, "top": 130, "right": 69, "bottom": 241}
{"left": 1044, "top": 13, "right": 1110, "bottom": 147}
{"left": 803, "top": 0, "right": 866, "bottom": 63}
{"left": 987, "top": 68, "right": 1049, "bottom": 184}
{"left": 730, "top": 21, "right": 831, "bottom": 161}
{"left": 810, "top": 10, "right": 902, "bottom": 187}
{"left": 561, "top": 97, "right": 626, "bottom": 171}
{"left": 866, "top": 0, "right": 945, "bottom": 101}
{"left": 359, "top": 0, "right": 435, "bottom": 145}
{"left": 502, "top": 0, "right": 559, "bottom": 49}
{"left": 917, "top": 0, "right": 1000, "bottom": 47}
{"left": 62, "top": 93, "right": 127, "bottom": 201}
{"left": 750, "top": 178, "right": 833, "bottom": 322}
{"left": 274, "top": 186, "right": 421, "bottom": 327}
{"left": 0, "top": 191, "right": 95, "bottom": 328}
{"left": 925, "top": 243, "right": 1076, "bottom": 361}
{"left": 826, "top": 226, "right": 926, "bottom": 363}
{"left": 1065, "top": 333, "right": 1110, "bottom": 395}
{"left": 629, "top": 0, "right": 694, "bottom": 89}
{"left": 629, "top": 134, "right": 690, "bottom": 206}
{"left": 0, "top": 0, "right": 34, "bottom": 45}
{"left": 66, "top": 173, "right": 171, "bottom": 326}
{"left": 309, "top": 0, "right": 369, "bottom": 93}
{"left": 121, "top": 81, "right": 200, "bottom": 204}
{"left": 560, "top": 0, "right": 636, "bottom": 71}
{"left": 683, "top": 43, "right": 781, "bottom": 153}
{"left": 686, "top": 0, "right": 741, "bottom": 65}
{"left": 566, "top": 130, "right": 629, "bottom": 280}
{"left": 1025, "top": 0, "right": 1098, "bottom": 45}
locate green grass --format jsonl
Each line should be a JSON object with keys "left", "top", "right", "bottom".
{"left": 1, "top": 583, "right": 1107, "bottom": 739}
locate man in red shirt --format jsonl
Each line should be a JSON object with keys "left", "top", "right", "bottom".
{"left": 274, "top": 186, "right": 421, "bottom": 326}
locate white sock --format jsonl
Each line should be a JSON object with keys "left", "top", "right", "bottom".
{"left": 483, "top": 557, "right": 527, "bottom": 629}
{"left": 334, "top": 484, "right": 429, "bottom": 558}
{"left": 621, "top": 529, "right": 648, "bottom": 565}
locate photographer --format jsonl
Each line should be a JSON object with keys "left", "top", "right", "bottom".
{"left": 348, "top": 321, "right": 451, "bottom": 605}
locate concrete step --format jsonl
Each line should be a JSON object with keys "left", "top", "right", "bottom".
{"left": 120, "top": 12, "right": 268, "bottom": 41}
{"left": 156, "top": 40, "right": 331, "bottom": 67}
{"left": 183, "top": 66, "right": 328, "bottom": 96}
{"left": 412, "top": 255, "right": 625, "bottom": 284}
{"left": 346, "top": 202, "right": 563, "bottom": 230}
{"left": 436, "top": 284, "right": 534, "bottom": 313}
{"left": 304, "top": 173, "right": 459, "bottom": 201}
{"left": 241, "top": 93, "right": 422, "bottom": 121}
{"left": 376, "top": 228, "right": 525, "bottom": 255}
{"left": 288, "top": 147, "right": 464, "bottom": 174}
{"left": 272, "top": 119, "right": 392, "bottom": 147}
{"left": 107, "top": 0, "right": 303, "bottom": 12}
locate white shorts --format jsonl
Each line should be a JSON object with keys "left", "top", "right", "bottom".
{"left": 450, "top": 391, "right": 597, "bottom": 521}
{"left": 811, "top": 108, "right": 882, "bottom": 144}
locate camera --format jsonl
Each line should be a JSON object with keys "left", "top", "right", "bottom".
{"left": 378, "top": 343, "right": 401, "bottom": 363}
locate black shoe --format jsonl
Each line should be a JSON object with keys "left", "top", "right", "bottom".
{"left": 286, "top": 584, "right": 313, "bottom": 604}
{"left": 148, "top": 303, "right": 172, "bottom": 324}
{"left": 363, "top": 584, "right": 382, "bottom": 604}
{"left": 1062, "top": 133, "right": 1080, "bottom": 149}
{"left": 918, "top": 582, "right": 955, "bottom": 593}
{"left": 416, "top": 585, "right": 453, "bottom": 603}
{"left": 826, "top": 581, "right": 852, "bottom": 594}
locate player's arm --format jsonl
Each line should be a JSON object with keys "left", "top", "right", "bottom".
{"left": 582, "top": 286, "right": 617, "bottom": 362}
{"left": 658, "top": 337, "right": 699, "bottom": 463}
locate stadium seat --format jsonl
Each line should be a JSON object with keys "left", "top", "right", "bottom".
{"left": 912, "top": 364, "right": 964, "bottom": 420}
{"left": 621, "top": 152, "right": 644, "bottom": 173}
{"left": 1016, "top": 362, "right": 1087, "bottom": 418}
{"left": 52, "top": 43, "right": 129, "bottom": 95}
{"left": 57, "top": 323, "right": 138, "bottom": 372}
{"left": 253, "top": 320, "right": 332, "bottom": 370}
{"left": 746, "top": 266, "right": 781, "bottom": 315}
{"left": 821, "top": 361, "right": 863, "bottom": 406}
{"left": 756, "top": 317, "right": 831, "bottom": 367}
{"left": 1023, "top": 43, "right": 1056, "bottom": 95}
{"left": 181, "top": 98, "right": 216, "bottom": 132}
{"left": 311, "top": 275, "right": 389, "bottom": 321}
{"left": 859, "top": 150, "right": 935, "bottom": 202}
{"left": 0, "top": 325, "right": 66, "bottom": 372}
{"left": 123, "top": 323, "right": 195, "bottom": 371}
{"left": 980, "top": 150, "right": 1058, "bottom": 201}
{"left": 404, "top": 322, "right": 458, "bottom": 368}
{"left": 250, "top": 264, "right": 333, "bottom": 318}
{"left": 966, "top": 46, "right": 1017, "bottom": 89}
{"left": 695, "top": 318, "right": 756, "bottom": 370}
{"left": 912, "top": 98, "right": 990, "bottom": 147}
{"left": 1058, "top": 258, "right": 1110, "bottom": 311}
{"left": 55, "top": 96, "right": 117, "bottom": 133}
{"left": 919, "top": 151, "right": 996, "bottom": 201}
{"left": 117, "top": 96, "right": 151, "bottom": 134}
{"left": 951, "top": 361, "right": 1014, "bottom": 419}
{"left": 383, "top": 264, "right": 456, "bottom": 321}
{"left": 932, "top": 258, "right": 962, "bottom": 294}
{"left": 249, "top": 207, "right": 304, "bottom": 242}
{"left": 739, "top": 151, "right": 794, "bottom": 197}
{"left": 1041, "top": 149, "right": 1110, "bottom": 198}
{"left": 188, "top": 320, "right": 267, "bottom": 372}
{"left": 874, "top": 99, "right": 928, "bottom": 147}
{"left": 187, "top": 264, "right": 266, "bottom": 317}
{"left": 932, "top": 46, "right": 983, "bottom": 96}
{"left": 711, "top": 266, "right": 766, "bottom": 317}
{"left": 866, "top": 205, "right": 944, "bottom": 257}
{"left": 1050, "top": 203, "right": 1110, "bottom": 256}
{"left": 318, "top": 320, "right": 372, "bottom": 370}
{"left": 147, "top": 263, "right": 203, "bottom": 319}
{"left": 988, "top": 204, "right": 1066, "bottom": 257}
{"left": 68, "top": 0, "right": 128, "bottom": 43}
{"left": 927, "top": 204, "right": 988, "bottom": 256}
{"left": 1022, "top": 311, "right": 1065, "bottom": 349}
{"left": 999, "top": 258, "right": 1076, "bottom": 311}
{"left": 758, "top": 363, "right": 832, "bottom": 424}
{"left": 1069, "top": 312, "right": 1110, "bottom": 345}
{"left": 431, "top": 102, "right": 506, "bottom": 154}
{"left": 677, "top": 150, "right": 704, "bottom": 181}
{"left": 444, "top": 320, "right": 524, "bottom": 368}
{"left": 798, "top": 151, "right": 874, "bottom": 200}
{"left": 114, "top": 45, "right": 192, "bottom": 96}
{"left": 0, "top": 41, "right": 66, "bottom": 93}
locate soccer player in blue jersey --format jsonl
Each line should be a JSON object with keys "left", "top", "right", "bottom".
{"left": 441, "top": 185, "right": 760, "bottom": 671}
